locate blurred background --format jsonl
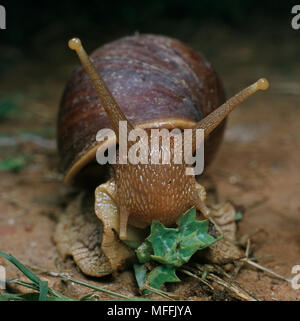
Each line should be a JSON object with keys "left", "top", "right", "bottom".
{"left": 0, "top": 0, "right": 299, "bottom": 300}
{"left": 1, "top": 0, "right": 299, "bottom": 132}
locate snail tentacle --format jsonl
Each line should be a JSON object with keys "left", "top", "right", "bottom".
{"left": 192, "top": 78, "right": 269, "bottom": 151}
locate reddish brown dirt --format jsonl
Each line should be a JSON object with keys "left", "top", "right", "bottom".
{"left": 0, "top": 23, "right": 299, "bottom": 300}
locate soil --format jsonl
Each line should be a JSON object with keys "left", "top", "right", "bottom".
{"left": 0, "top": 22, "right": 299, "bottom": 300}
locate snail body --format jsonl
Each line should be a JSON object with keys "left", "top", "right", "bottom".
{"left": 55, "top": 34, "right": 269, "bottom": 276}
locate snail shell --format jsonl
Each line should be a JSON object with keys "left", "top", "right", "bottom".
{"left": 57, "top": 34, "right": 226, "bottom": 185}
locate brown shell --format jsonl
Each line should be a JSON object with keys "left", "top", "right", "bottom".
{"left": 57, "top": 34, "right": 226, "bottom": 185}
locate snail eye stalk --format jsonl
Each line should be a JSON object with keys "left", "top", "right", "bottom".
{"left": 191, "top": 78, "right": 269, "bottom": 150}
{"left": 68, "top": 37, "right": 134, "bottom": 139}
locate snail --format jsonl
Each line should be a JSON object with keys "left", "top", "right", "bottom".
{"left": 54, "top": 34, "right": 269, "bottom": 277}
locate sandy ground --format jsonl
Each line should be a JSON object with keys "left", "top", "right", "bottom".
{"left": 0, "top": 22, "right": 299, "bottom": 300}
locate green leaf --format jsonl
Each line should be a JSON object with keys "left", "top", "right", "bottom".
{"left": 0, "top": 251, "right": 142, "bottom": 301}
{"left": 133, "top": 264, "right": 150, "bottom": 295}
{"left": 0, "top": 292, "right": 68, "bottom": 301}
{"left": 148, "top": 207, "right": 220, "bottom": 267}
{"left": 133, "top": 207, "right": 222, "bottom": 292}
{"left": 235, "top": 212, "right": 243, "bottom": 221}
{"left": 136, "top": 239, "right": 153, "bottom": 263}
{"left": 39, "top": 281, "right": 48, "bottom": 301}
{"left": 133, "top": 264, "right": 147, "bottom": 289}
{"left": 0, "top": 156, "right": 26, "bottom": 172}
{"left": 146, "top": 266, "right": 180, "bottom": 290}
{"left": 0, "top": 251, "right": 76, "bottom": 301}
{"left": 0, "top": 251, "right": 41, "bottom": 285}
{"left": 178, "top": 206, "right": 198, "bottom": 233}
{"left": 0, "top": 292, "right": 39, "bottom": 301}
{"left": 201, "top": 270, "right": 208, "bottom": 280}
{"left": 148, "top": 221, "right": 181, "bottom": 266}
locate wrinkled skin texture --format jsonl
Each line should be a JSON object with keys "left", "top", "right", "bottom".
{"left": 54, "top": 187, "right": 144, "bottom": 276}
{"left": 114, "top": 159, "right": 199, "bottom": 234}
{"left": 53, "top": 193, "right": 112, "bottom": 276}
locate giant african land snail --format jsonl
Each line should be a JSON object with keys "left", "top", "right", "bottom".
{"left": 55, "top": 34, "right": 269, "bottom": 276}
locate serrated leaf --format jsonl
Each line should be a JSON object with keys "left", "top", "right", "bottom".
{"left": 146, "top": 265, "right": 180, "bottom": 290}
{"left": 133, "top": 207, "right": 222, "bottom": 291}
{"left": 133, "top": 264, "right": 147, "bottom": 289}
{"left": 136, "top": 240, "right": 153, "bottom": 263}
{"left": 148, "top": 207, "right": 220, "bottom": 267}
{"left": 148, "top": 221, "right": 178, "bottom": 258}
{"left": 148, "top": 221, "right": 181, "bottom": 266}
{"left": 178, "top": 206, "right": 198, "bottom": 236}
{"left": 133, "top": 264, "right": 150, "bottom": 295}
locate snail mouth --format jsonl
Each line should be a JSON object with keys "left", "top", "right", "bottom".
{"left": 64, "top": 118, "right": 197, "bottom": 185}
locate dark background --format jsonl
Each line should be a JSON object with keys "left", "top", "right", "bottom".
{"left": 1, "top": 0, "right": 298, "bottom": 86}
{"left": 0, "top": 1, "right": 297, "bottom": 50}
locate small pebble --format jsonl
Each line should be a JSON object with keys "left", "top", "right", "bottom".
{"left": 8, "top": 218, "right": 15, "bottom": 225}
{"left": 229, "top": 175, "right": 238, "bottom": 184}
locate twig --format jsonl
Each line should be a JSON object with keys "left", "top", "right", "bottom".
{"left": 7, "top": 279, "right": 74, "bottom": 300}
{"left": 179, "top": 268, "right": 214, "bottom": 291}
{"left": 245, "top": 238, "right": 251, "bottom": 258}
{"left": 60, "top": 275, "right": 135, "bottom": 300}
{"left": 24, "top": 264, "right": 72, "bottom": 279}
{"left": 142, "top": 284, "right": 176, "bottom": 301}
{"left": 61, "top": 276, "right": 152, "bottom": 301}
{"left": 211, "top": 273, "right": 258, "bottom": 301}
{"left": 193, "top": 264, "right": 259, "bottom": 301}
{"left": 231, "top": 238, "right": 250, "bottom": 278}
{"left": 241, "top": 258, "right": 291, "bottom": 283}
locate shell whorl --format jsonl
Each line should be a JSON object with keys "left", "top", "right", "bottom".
{"left": 57, "top": 34, "right": 225, "bottom": 184}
